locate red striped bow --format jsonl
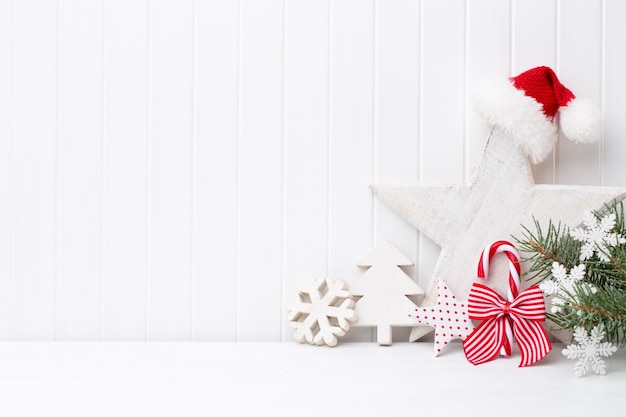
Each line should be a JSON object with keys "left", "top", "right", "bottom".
{"left": 463, "top": 283, "right": 552, "bottom": 367}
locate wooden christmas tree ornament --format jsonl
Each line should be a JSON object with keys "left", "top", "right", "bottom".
{"left": 351, "top": 241, "right": 424, "bottom": 346}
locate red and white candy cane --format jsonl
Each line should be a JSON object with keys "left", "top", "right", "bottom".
{"left": 477, "top": 240, "right": 521, "bottom": 357}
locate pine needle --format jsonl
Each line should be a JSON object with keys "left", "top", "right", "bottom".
{"left": 515, "top": 201, "right": 626, "bottom": 347}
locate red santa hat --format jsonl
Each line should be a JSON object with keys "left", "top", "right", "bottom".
{"left": 472, "top": 66, "right": 602, "bottom": 164}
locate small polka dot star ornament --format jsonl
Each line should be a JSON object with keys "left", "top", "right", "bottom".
{"left": 409, "top": 277, "right": 473, "bottom": 356}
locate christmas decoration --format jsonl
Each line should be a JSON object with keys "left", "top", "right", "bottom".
{"left": 478, "top": 241, "right": 522, "bottom": 302}
{"left": 516, "top": 202, "right": 626, "bottom": 374}
{"left": 286, "top": 64, "right": 624, "bottom": 378}
{"left": 477, "top": 240, "right": 522, "bottom": 356}
{"left": 371, "top": 65, "right": 626, "bottom": 343}
{"left": 286, "top": 277, "right": 358, "bottom": 347}
{"left": 351, "top": 241, "right": 424, "bottom": 346}
{"left": 562, "top": 325, "right": 618, "bottom": 377}
{"left": 463, "top": 240, "right": 551, "bottom": 367}
{"left": 371, "top": 126, "right": 626, "bottom": 343}
{"left": 570, "top": 211, "right": 626, "bottom": 262}
{"left": 539, "top": 262, "right": 590, "bottom": 314}
{"left": 472, "top": 66, "right": 602, "bottom": 164}
{"left": 408, "top": 277, "right": 473, "bottom": 356}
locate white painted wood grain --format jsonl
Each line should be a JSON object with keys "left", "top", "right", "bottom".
{"left": 102, "top": 0, "right": 148, "bottom": 341}
{"left": 420, "top": 0, "right": 465, "bottom": 184}
{"left": 374, "top": 0, "right": 419, "bottom": 262}
{"left": 12, "top": 0, "right": 58, "bottom": 340}
{"left": 556, "top": 0, "right": 603, "bottom": 186}
{"left": 57, "top": 0, "right": 103, "bottom": 341}
{"left": 466, "top": 0, "right": 511, "bottom": 173}
{"left": 148, "top": 0, "right": 194, "bottom": 341}
{"left": 602, "top": 0, "right": 626, "bottom": 187}
{"left": 2, "top": 0, "right": 626, "bottom": 342}
{"left": 282, "top": 0, "right": 330, "bottom": 341}
{"left": 329, "top": 0, "right": 375, "bottom": 342}
{"left": 511, "top": 0, "right": 557, "bottom": 74}
{"left": 417, "top": 0, "right": 465, "bottom": 301}
{"left": 237, "top": 0, "right": 284, "bottom": 342}
{"left": 511, "top": 0, "right": 558, "bottom": 185}
{"left": 373, "top": 0, "right": 420, "bottom": 342}
{"left": 0, "top": 0, "right": 13, "bottom": 340}
{"left": 351, "top": 241, "right": 423, "bottom": 345}
{"left": 193, "top": 0, "right": 239, "bottom": 342}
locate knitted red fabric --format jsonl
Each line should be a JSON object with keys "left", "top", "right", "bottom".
{"left": 509, "top": 66, "right": 576, "bottom": 120}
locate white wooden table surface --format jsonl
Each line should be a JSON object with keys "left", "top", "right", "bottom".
{"left": 0, "top": 342, "right": 622, "bottom": 416}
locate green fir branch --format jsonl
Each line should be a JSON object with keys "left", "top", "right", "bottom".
{"left": 547, "top": 283, "right": 626, "bottom": 347}
{"left": 515, "top": 200, "right": 626, "bottom": 347}
{"left": 514, "top": 217, "right": 581, "bottom": 283}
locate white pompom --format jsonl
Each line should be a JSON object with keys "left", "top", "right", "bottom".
{"left": 559, "top": 98, "right": 603, "bottom": 143}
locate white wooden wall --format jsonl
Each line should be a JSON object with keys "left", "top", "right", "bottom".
{"left": 1, "top": 0, "right": 626, "bottom": 342}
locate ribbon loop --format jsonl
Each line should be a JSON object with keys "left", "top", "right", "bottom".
{"left": 464, "top": 241, "right": 552, "bottom": 367}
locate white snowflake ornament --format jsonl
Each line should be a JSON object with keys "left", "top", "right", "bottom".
{"left": 562, "top": 325, "right": 618, "bottom": 377}
{"left": 540, "top": 262, "right": 587, "bottom": 313}
{"left": 287, "top": 277, "right": 358, "bottom": 347}
{"left": 570, "top": 211, "right": 626, "bottom": 262}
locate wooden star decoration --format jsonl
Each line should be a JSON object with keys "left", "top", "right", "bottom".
{"left": 408, "top": 277, "right": 473, "bottom": 356}
{"left": 372, "top": 127, "right": 626, "bottom": 342}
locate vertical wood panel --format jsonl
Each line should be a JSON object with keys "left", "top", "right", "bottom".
{"left": 13, "top": 0, "right": 58, "bottom": 340}
{"left": 373, "top": 0, "right": 420, "bottom": 342}
{"left": 418, "top": 0, "right": 465, "bottom": 292}
{"left": 420, "top": 0, "right": 465, "bottom": 183}
{"left": 57, "top": 0, "right": 103, "bottom": 340}
{"left": 512, "top": 0, "right": 557, "bottom": 185}
{"left": 374, "top": 0, "right": 419, "bottom": 259}
{"left": 237, "top": 0, "right": 284, "bottom": 342}
{"left": 556, "top": 0, "right": 602, "bottom": 186}
{"left": 466, "top": 0, "right": 511, "bottom": 173}
{"left": 148, "top": 0, "right": 194, "bottom": 341}
{"left": 511, "top": 0, "right": 558, "bottom": 73}
{"left": 193, "top": 0, "right": 239, "bottom": 341}
{"left": 102, "top": 0, "right": 148, "bottom": 341}
{"left": 602, "top": 0, "right": 626, "bottom": 187}
{"left": 1, "top": 0, "right": 625, "bottom": 342}
{"left": 329, "top": 0, "right": 374, "bottom": 342}
{"left": 0, "top": 0, "right": 14, "bottom": 339}
{"left": 282, "top": 0, "right": 330, "bottom": 341}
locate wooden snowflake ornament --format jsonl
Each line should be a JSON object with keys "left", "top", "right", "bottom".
{"left": 351, "top": 241, "right": 424, "bottom": 345}
{"left": 287, "top": 277, "right": 357, "bottom": 347}
{"left": 409, "top": 277, "right": 473, "bottom": 356}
